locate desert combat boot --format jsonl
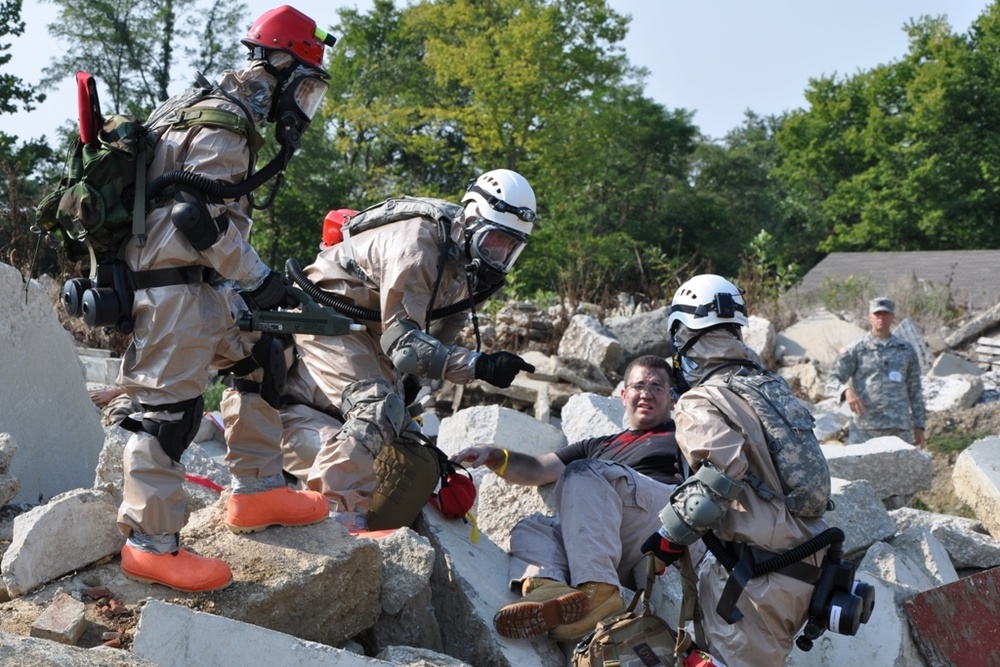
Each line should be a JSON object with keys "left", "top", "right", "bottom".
{"left": 493, "top": 578, "right": 590, "bottom": 639}
{"left": 549, "top": 581, "right": 624, "bottom": 641}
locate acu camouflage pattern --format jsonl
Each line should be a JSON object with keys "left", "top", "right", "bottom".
{"left": 827, "top": 333, "right": 926, "bottom": 439}
{"left": 712, "top": 370, "right": 832, "bottom": 518}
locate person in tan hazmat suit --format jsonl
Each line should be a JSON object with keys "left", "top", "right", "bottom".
{"left": 641, "top": 274, "right": 831, "bottom": 666}
{"left": 115, "top": 6, "right": 337, "bottom": 593}
{"left": 279, "top": 169, "right": 537, "bottom": 530}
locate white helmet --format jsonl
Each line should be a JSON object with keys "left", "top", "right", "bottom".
{"left": 462, "top": 169, "right": 536, "bottom": 236}
{"left": 667, "top": 274, "right": 748, "bottom": 332}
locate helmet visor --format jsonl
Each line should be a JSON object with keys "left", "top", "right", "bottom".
{"left": 289, "top": 73, "right": 329, "bottom": 120}
{"left": 470, "top": 224, "right": 527, "bottom": 273}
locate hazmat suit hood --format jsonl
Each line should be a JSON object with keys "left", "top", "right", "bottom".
{"left": 216, "top": 61, "right": 279, "bottom": 125}
{"left": 673, "top": 325, "right": 752, "bottom": 387}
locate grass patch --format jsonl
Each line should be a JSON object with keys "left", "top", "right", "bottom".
{"left": 203, "top": 378, "right": 226, "bottom": 413}
{"left": 926, "top": 431, "right": 985, "bottom": 457}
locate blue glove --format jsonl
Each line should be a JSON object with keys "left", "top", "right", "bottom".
{"left": 641, "top": 527, "right": 686, "bottom": 574}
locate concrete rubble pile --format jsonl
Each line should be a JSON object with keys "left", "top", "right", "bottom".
{"left": 3, "top": 262, "right": 1000, "bottom": 666}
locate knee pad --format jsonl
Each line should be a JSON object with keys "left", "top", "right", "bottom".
{"left": 220, "top": 334, "right": 289, "bottom": 409}
{"left": 338, "top": 379, "right": 408, "bottom": 457}
{"left": 251, "top": 334, "right": 288, "bottom": 408}
{"left": 135, "top": 396, "right": 204, "bottom": 463}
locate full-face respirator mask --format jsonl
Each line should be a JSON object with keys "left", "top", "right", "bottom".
{"left": 270, "top": 67, "right": 328, "bottom": 149}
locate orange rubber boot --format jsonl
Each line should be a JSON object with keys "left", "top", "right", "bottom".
{"left": 226, "top": 487, "right": 328, "bottom": 534}
{"left": 120, "top": 544, "right": 232, "bottom": 593}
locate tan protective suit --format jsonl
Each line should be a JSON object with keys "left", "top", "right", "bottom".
{"left": 673, "top": 331, "right": 828, "bottom": 666}
{"left": 117, "top": 65, "right": 282, "bottom": 541}
{"left": 282, "top": 211, "right": 478, "bottom": 512}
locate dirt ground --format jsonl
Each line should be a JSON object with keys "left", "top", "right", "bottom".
{"left": 917, "top": 402, "right": 1000, "bottom": 517}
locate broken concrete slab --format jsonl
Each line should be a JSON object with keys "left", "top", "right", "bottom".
{"left": 2, "top": 488, "right": 124, "bottom": 597}
{"left": 822, "top": 438, "right": 933, "bottom": 503}
{"left": 133, "top": 599, "right": 393, "bottom": 667}
{"left": 823, "top": 478, "right": 897, "bottom": 556}
{"left": 0, "top": 433, "right": 21, "bottom": 507}
{"left": 421, "top": 509, "right": 567, "bottom": 667}
{"left": 604, "top": 306, "right": 672, "bottom": 367}
{"left": 930, "top": 351, "right": 984, "bottom": 377}
{"left": 890, "top": 507, "right": 1000, "bottom": 570}
{"left": 745, "top": 315, "right": 776, "bottom": 370}
{"left": 557, "top": 314, "right": 623, "bottom": 377}
{"left": 0, "top": 263, "right": 105, "bottom": 505}
{"left": 887, "top": 526, "right": 959, "bottom": 587}
{"left": 922, "top": 373, "right": 984, "bottom": 412}
{"left": 774, "top": 310, "right": 866, "bottom": 367}
{"left": 559, "top": 392, "right": 624, "bottom": 444}
{"left": 436, "top": 405, "right": 566, "bottom": 459}
{"left": 177, "top": 504, "right": 383, "bottom": 647}
{"left": 952, "top": 436, "right": 1000, "bottom": 540}
{"left": 30, "top": 589, "right": 87, "bottom": 645}
{"left": 0, "top": 631, "right": 158, "bottom": 666}
{"left": 473, "top": 471, "right": 555, "bottom": 552}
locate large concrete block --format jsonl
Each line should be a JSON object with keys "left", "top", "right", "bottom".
{"left": 422, "top": 509, "right": 566, "bottom": 667}
{"left": 823, "top": 478, "right": 897, "bottom": 556}
{"left": 2, "top": 488, "right": 124, "bottom": 597}
{"left": 890, "top": 507, "right": 1000, "bottom": 570}
{"left": 923, "top": 373, "right": 984, "bottom": 412}
{"left": 775, "top": 310, "right": 866, "bottom": 367}
{"left": 559, "top": 392, "right": 624, "bottom": 444}
{"left": 437, "top": 405, "right": 565, "bottom": 459}
{"left": 0, "top": 632, "right": 158, "bottom": 666}
{"left": 0, "top": 264, "right": 105, "bottom": 504}
{"left": 133, "top": 600, "right": 391, "bottom": 667}
{"left": 822, "top": 438, "right": 932, "bottom": 500}
{"left": 557, "top": 314, "right": 623, "bottom": 377}
{"left": 953, "top": 436, "right": 1000, "bottom": 540}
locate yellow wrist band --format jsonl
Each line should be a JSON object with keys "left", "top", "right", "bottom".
{"left": 495, "top": 448, "right": 510, "bottom": 476}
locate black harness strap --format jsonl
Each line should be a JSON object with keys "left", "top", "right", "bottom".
{"left": 131, "top": 265, "right": 210, "bottom": 290}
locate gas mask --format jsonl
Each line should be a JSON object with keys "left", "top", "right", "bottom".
{"left": 464, "top": 217, "right": 529, "bottom": 289}
{"left": 270, "top": 66, "right": 329, "bottom": 149}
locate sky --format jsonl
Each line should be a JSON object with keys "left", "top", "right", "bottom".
{"left": 2, "top": 0, "right": 993, "bottom": 145}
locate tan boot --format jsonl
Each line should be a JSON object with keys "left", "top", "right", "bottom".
{"left": 549, "top": 582, "right": 624, "bottom": 642}
{"left": 493, "top": 578, "right": 590, "bottom": 639}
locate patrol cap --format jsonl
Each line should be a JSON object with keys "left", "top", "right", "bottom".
{"left": 869, "top": 297, "right": 895, "bottom": 314}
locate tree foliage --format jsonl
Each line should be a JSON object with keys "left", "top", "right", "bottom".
{"left": 775, "top": 6, "right": 1000, "bottom": 254}
{"left": 40, "top": 0, "right": 247, "bottom": 117}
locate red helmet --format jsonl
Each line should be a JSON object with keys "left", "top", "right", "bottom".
{"left": 242, "top": 5, "right": 335, "bottom": 77}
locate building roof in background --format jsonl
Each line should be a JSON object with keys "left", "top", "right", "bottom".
{"left": 794, "top": 251, "right": 1000, "bottom": 311}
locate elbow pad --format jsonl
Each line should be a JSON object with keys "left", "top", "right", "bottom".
{"left": 381, "top": 319, "right": 450, "bottom": 379}
{"left": 659, "top": 462, "right": 745, "bottom": 546}
{"left": 170, "top": 190, "right": 230, "bottom": 251}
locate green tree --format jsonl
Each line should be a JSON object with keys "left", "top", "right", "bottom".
{"left": 775, "top": 5, "right": 1000, "bottom": 255}
{"left": 40, "top": 0, "right": 247, "bottom": 117}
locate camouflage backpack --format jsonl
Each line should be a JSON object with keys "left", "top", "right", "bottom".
{"left": 708, "top": 369, "right": 832, "bottom": 518}
{"left": 35, "top": 77, "right": 261, "bottom": 262}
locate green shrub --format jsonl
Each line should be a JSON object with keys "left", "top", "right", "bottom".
{"left": 203, "top": 378, "right": 226, "bottom": 413}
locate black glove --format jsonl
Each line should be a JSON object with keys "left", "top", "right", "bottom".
{"left": 474, "top": 351, "right": 535, "bottom": 388}
{"left": 243, "top": 271, "right": 300, "bottom": 311}
{"left": 641, "top": 528, "right": 686, "bottom": 574}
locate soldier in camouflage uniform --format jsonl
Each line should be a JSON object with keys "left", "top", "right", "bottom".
{"left": 826, "top": 297, "right": 926, "bottom": 447}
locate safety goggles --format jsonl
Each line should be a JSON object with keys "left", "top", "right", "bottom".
{"left": 466, "top": 184, "right": 537, "bottom": 223}
{"left": 468, "top": 222, "right": 529, "bottom": 273}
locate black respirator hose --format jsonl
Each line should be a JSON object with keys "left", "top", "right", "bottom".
{"left": 285, "top": 257, "right": 504, "bottom": 322}
{"left": 146, "top": 144, "right": 295, "bottom": 202}
{"left": 703, "top": 527, "right": 846, "bottom": 576}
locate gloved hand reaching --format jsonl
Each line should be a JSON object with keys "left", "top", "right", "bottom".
{"left": 474, "top": 351, "right": 535, "bottom": 388}
{"left": 641, "top": 527, "right": 686, "bottom": 574}
{"left": 243, "top": 270, "right": 300, "bottom": 310}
